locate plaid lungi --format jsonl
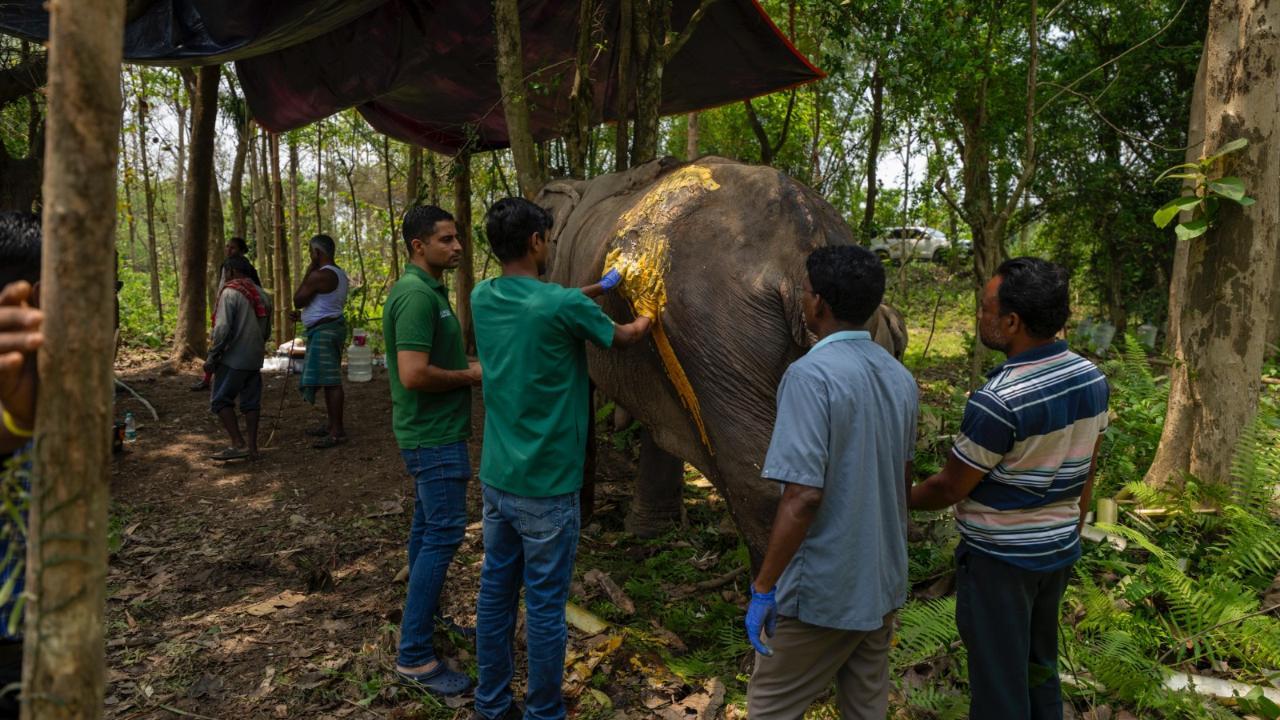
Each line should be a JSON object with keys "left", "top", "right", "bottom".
{"left": 300, "top": 317, "right": 346, "bottom": 404}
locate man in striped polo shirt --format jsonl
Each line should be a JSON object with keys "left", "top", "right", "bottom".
{"left": 910, "top": 257, "right": 1108, "bottom": 720}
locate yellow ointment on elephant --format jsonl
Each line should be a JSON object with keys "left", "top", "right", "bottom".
{"left": 603, "top": 165, "right": 720, "bottom": 454}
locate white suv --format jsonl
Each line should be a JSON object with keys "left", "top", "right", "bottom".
{"left": 869, "top": 226, "right": 969, "bottom": 264}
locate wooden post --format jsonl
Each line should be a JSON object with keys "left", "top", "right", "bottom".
{"left": 453, "top": 152, "right": 475, "bottom": 352}
{"left": 26, "top": 0, "right": 125, "bottom": 717}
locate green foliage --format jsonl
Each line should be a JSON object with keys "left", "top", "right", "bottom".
{"left": 1154, "top": 139, "right": 1256, "bottom": 240}
{"left": 1095, "top": 336, "right": 1168, "bottom": 496}
{"left": 118, "top": 267, "right": 178, "bottom": 348}
{"left": 1063, "top": 409, "right": 1280, "bottom": 716}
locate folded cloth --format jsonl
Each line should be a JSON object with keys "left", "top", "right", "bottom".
{"left": 299, "top": 317, "right": 346, "bottom": 404}
{"left": 212, "top": 278, "right": 268, "bottom": 325}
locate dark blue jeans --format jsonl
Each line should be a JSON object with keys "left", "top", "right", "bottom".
{"left": 475, "top": 485, "right": 580, "bottom": 720}
{"left": 397, "top": 442, "right": 469, "bottom": 668}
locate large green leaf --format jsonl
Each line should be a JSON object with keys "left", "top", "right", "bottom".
{"left": 1208, "top": 176, "right": 1246, "bottom": 201}
{"left": 1153, "top": 196, "right": 1201, "bottom": 228}
{"left": 1207, "top": 137, "right": 1249, "bottom": 161}
{"left": 1175, "top": 217, "right": 1209, "bottom": 241}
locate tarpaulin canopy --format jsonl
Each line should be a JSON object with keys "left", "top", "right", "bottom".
{"left": 0, "top": 0, "right": 823, "bottom": 155}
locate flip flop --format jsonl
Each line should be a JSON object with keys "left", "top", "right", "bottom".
{"left": 395, "top": 664, "right": 472, "bottom": 697}
{"left": 312, "top": 435, "right": 347, "bottom": 449}
{"left": 210, "top": 447, "right": 249, "bottom": 461}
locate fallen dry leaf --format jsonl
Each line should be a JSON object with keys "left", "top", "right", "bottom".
{"left": 244, "top": 590, "right": 307, "bottom": 617}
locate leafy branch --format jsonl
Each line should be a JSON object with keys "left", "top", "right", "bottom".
{"left": 1152, "top": 138, "right": 1254, "bottom": 241}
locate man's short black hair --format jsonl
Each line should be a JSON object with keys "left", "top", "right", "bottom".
{"left": 222, "top": 255, "right": 255, "bottom": 281}
{"left": 995, "top": 256, "right": 1070, "bottom": 339}
{"left": 310, "top": 233, "right": 336, "bottom": 260}
{"left": 0, "top": 212, "right": 41, "bottom": 288}
{"left": 485, "top": 197, "right": 553, "bottom": 264}
{"left": 402, "top": 205, "right": 454, "bottom": 253}
{"left": 228, "top": 236, "right": 249, "bottom": 254}
{"left": 806, "top": 245, "right": 884, "bottom": 326}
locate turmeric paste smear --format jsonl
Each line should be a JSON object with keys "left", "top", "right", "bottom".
{"left": 604, "top": 165, "right": 720, "bottom": 453}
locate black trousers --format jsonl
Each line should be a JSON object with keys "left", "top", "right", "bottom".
{"left": 955, "top": 545, "right": 1071, "bottom": 720}
{"left": 0, "top": 640, "right": 20, "bottom": 719}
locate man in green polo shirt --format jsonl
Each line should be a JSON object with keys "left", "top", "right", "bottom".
{"left": 383, "top": 204, "right": 481, "bottom": 697}
{"left": 471, "top": 197, "right": 656, "bottom": 720}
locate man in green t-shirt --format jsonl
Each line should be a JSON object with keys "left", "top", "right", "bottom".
{"left": 383, "top": 205, "right": 482, "bottom": 697}
{"left": 471, "top": 197, "right": 655, "bottom": 720}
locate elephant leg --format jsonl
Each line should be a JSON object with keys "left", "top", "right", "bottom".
{"left": 625, "top": 429, "right": 686, "bottom": 538}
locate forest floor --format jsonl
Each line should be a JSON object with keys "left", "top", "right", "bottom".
{"left": 104, "top": 351, "right": 765, "bottom": 720}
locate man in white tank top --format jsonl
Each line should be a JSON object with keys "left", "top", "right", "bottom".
{"left": 292, "top": 234, "right": 350, "bottom": 448}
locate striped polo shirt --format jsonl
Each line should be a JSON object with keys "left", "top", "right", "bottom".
{"left": 952, "top": 340, "right": 1109, "bottom": 571}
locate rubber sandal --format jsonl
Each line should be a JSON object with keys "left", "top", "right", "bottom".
{"left": 312, "top": 435, "right": 347, "bottom": 449}
{"left": 395, "top": 664, "right": 472, "bottom": 697}
{"left": 210, "top": 447, "right": 249, "bottom": 461}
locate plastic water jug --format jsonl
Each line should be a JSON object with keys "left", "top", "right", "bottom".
{"left": 348, "top": 329, "right": 373, "bottom": 382}
{"left": 1136, "top": 323, "right": 1158, "bottom": 350}
{"left": 124, "top": 411, "right": 137, "bottom": 443}
{"left": 1091, "top": 321, "right": 1116, "bottom": 354}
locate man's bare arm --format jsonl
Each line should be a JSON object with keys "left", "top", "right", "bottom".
{"left": 293, "top": 267, "right": 338, "bottom": 310}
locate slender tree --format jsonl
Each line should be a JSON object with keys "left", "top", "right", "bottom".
{"left": 269, "top": 132, "right": 291, "bottom": 346}
{"left": 493, "top": 0, "right": 545, "bottom": 197}
{"left": 453, "top": 152, "right": 476, "bottom": 352}
{"left": 25, "top": 0, "right": 125, "bottom": 716}
{"left": 133, "top": 74, "right": 163, "bottom": 323}
{"left": 170, "top": 65, "right": 219, "bottom": 363}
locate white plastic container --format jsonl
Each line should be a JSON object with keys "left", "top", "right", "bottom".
{"left": 347, "top": 329, "right": 373, "bottom": 382}
{"left": 1136, "top": 323, "right": 1158, "bottom": 350}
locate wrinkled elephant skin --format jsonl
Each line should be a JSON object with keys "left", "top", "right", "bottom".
{"left": 538, "top": 157, "right": 908, "bottom": 563}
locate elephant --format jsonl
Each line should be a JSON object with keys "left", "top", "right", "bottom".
{"left": 537, "top": 156, "right": 908, "bottom": 563}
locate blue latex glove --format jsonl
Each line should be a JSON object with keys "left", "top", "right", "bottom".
{"left": 744, "top": 586, "right": 778, "bottom": 656}
{"left": 599, "top": 269, "right": 622, "bottom": 291}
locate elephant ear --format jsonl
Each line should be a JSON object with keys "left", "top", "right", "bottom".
{"left": 870, "top": 304, "right": 909, "bottom": 361}
{"left": 536, "top": 179, "right": 584, "bottom": 245}
{"left": 776, "top": 274, "right": 815, "bottom": 351}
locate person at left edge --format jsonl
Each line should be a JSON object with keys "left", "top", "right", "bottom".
{"left": 0, "top": 211, "right": 46, "bottom": 719}
{"left": 384, "top": 205, "right": 482, "bottom": 697}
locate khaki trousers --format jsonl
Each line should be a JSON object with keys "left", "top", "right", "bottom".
{"left": 747, "top": 612, "right": 895, "bottom": 720}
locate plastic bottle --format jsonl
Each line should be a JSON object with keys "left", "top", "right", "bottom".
{"left": 348, "top": 329, "right": 373, "bottom": 382}
{"left": 124, "top": 411, "right": 137, "bottom": 443}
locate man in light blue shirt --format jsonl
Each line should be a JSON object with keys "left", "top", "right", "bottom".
{"left": 745, "top": 244, "right": 918, "bottom": 720}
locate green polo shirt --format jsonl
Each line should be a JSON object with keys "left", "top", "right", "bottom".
{"left": 471, "top": 276, "right": 616, "bottom": 497}
{"left": 382, "top": 264, "right": 471, "bottom": 449}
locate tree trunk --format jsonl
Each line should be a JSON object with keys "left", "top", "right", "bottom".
{"left": 614, "top": 0, "right": 633, "bottom": 172}
{"left": 1145, "top": 4, "right": 1280, "bottom": 486}
{"left": 119, "top": 120, "right": 138, "bottom": 269}
{"left": 24, "top": 1, "right": 124, "bottom": 717}
{"left": 229, "top": 109, "right": 249, "bottom": 240}
{"left": 861, "top": 59, "right": 884, "bottom": 240}
{"left": 170, "top": 65, "right": 219, "bottom": 363}
{"left": 382, "top": 136, "right": 400, "bottom": 280}
{"left": 342, "top": 162, "right": 367, "bottom": 324}
{"left": 288, "top": 134, "right": 302, "bottom": 290}
{"left": 427, "top": 151, "right": 440, "bottom": 206}
{"left": 407, "top": 145, "right": 423, "bottom": 207}
{"left": 172, "top": 77, "right": 187, "bottom": 249}
{"left": 493, "top": 0, "right": 545, "bottom": 198}
{"left": 566, "top": 0, "right": 596, "bottom": 179}
{"left": 453, "top": 152, "right": 476, "bottom": 353}
{"left": 630, "top": 0, "right": 663, "bottom": 166}
{"left": 625, "top": 429, "right": 686, "bottom": 537}
{"left": 269, "top": 132, "right": 290, "bottom": 347}
{"left": 134, "top": 82, "right": 163, "bottom": 324}
{"left": 685, "top": 112, "right": 699, "bottom": 161}
{"left": 313, "top": 121, "right": 324, "bottom": 234}
{"left": 207, "top": 181, "right": 224, "bottom": 311}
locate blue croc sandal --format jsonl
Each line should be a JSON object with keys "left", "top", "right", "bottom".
{"left": 396, "top": 664, "right": 473, "bottom": 697}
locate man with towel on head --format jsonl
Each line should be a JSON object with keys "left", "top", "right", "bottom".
{"left": 293, "top": 233, "right": 349, "bottom": 449}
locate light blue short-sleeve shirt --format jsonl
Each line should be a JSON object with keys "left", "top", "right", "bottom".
{"left": 762, "top": 330, "right": 919, "bottom": 631}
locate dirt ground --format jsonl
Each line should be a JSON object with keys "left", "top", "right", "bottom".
{"left": 105, "top": 354, "right": 725, "bottom": 720}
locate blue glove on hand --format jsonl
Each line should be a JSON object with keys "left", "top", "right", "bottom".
{"left": 744, "top": 586, "right": 778, "bottom": 656}
{"left": 599, "top": 269, "right": 622, "bottom": 291}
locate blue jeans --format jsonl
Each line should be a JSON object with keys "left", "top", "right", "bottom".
{"left": 398, "top": 442, "right": 470, "bottom": 668}
{"left": 475, "top": 485, "right": 580, "bottom": 720}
